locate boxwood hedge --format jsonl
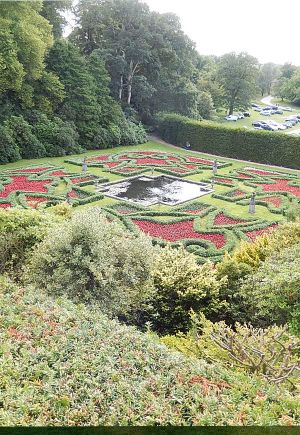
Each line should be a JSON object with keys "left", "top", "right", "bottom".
{"left": 156, "top": 113, "right": 300, "bottom": 169}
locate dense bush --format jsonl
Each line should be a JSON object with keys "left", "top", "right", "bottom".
{"left": 216, "top": 221, "right": 300, "bottom": 324}
{"left": 25, "top": 209, "right": 155, "bottom": 316}
{"left": 162, "top": 314, "right": 300, "bottom": 386}
{"left": 0, "top": 208, "right": 60, "bottom": 277}
{"left": 1, "top": 278, "right": 299, "bottom": 426}
{"left": 156, "top": 113, "right": 300, "bottom": 169}
{"left": 241, "top": 243, "right": 300, "bottom": 334}
{"left": 0, "top": 124, "right": 21, "bottom": 163}
{"left": 146, "top": 245, "right": 227, "bottom": 334}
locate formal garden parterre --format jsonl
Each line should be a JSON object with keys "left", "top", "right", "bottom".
{"left": 1, "top": 148, "right": 300, "bottom": 262}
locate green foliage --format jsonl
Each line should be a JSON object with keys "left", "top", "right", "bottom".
{"left": 26, "top": 209, "right": 155, "bottom": 317}
{"left": 286, "top": 202, "right": 300, "bottom": 222}
{"left": 0, "top": 124, "right": 21, "bottom": 163}
{"left": 241, "top": 243, "right": 300, "bottom": 334}
{"left": 1, "top": 279, "right": 299, "bottom": 425}
{"left": 4, "top": 116, "right": 46, "bottom": 159}
{"left": 163, "top": 314, "right": 300, "bottom": 386}
{"left": 156, "top": 112, "right": 300, "bottom": 169}
{"left": 217, "top": 52, "right": 259, "bottom": 114}
{"left": 216, "top": 221, "right": 300, "bottom": 325}
{"left": 147, "top": 245, "right": 227, "bottom": 334}
{"left": 72, "top": 0, "right": 201, "bottom": 121}
{"left": 0, "top": 208, "right": 60, "bottom": 276}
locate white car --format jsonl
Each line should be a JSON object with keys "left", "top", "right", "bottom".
{"left": 225, "top": 115, "right": 238, "bottom": 121}
{"left": 260, "top": 110, "right": 272, "bottom": 116}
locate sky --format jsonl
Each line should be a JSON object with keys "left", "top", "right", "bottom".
{"left": 65, "top": 0, "right": 300, "bottom": 66}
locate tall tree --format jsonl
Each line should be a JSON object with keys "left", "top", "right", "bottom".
{"left": 71, "top": 0, "right": 200, "bottom": 120}
{"left": 41, "top": 0, "right": 73, "bottom": 39}
{"left": 218, "top": 52, "right": 259, "bottom": 115}
{"left": 0, "top": 1, "right": 53, "bottom": 95}
{"left": 257, "top": 63, "right": 279, "bottom": 96}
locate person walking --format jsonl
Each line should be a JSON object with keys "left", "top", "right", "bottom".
{"left": 212, "top": 160, "right": 218, "bottom": 176}
{"left": 82, "top": 157, "right": 88, "bottom": 173}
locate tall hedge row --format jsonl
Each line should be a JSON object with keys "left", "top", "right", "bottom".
{"left": 156, "top": 113, "right": 300, "bottom": 169}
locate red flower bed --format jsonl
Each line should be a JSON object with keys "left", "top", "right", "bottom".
{"left": 17, "top": 167, "right": 49, "bottom": 173}
{"left": 104, "top": 162, "right": 122, "bottom": 168}
{"left": 259, "top": 196, "right": 282, "bottom": 208}
{"left": 88, "top": 155, "right": 110, "bottom": 162}
{"left": 237, "top": 173, "right": 253, "bottom": 179}
{"left": 136, "top": 158, "right": 168, "bottom": 166}
{"left": 215, "top": 178, "right": 234, "bottom": 185}
{"left": 48, "top": 171, "right": 67, "bottom": 177}
{"left": 186, "top": 157, "right": 214, "bottom": 165}
{"left": 246, "top": 168, "right": 279, "bottom": 176}
{"left": 71, "top": 176, "right": 93, "bottom": 184}
{"left": 245, "top": 224, "right": 278, "bottom": 241}
{"left": 0, "top": 203, "right": 11, "bottom": 208}
{"left": 182, "top": 164, "right": 197, "bottom": 170}
{"left": 68, "top": 190, "right": 79, "bottom": 199}
{"left": 132, "top": 219, "right": 226, "bottom": 248}
{"left": 25, "top": 196, "right": 48, "bottom": 208}
{"left": 169, "top": 168, "right": 189, "bottom": 173}
{"left": 0, "top": 176, "right": 49, "bottom": 198}
{"left": 117, "top": 167, "right": 143, "bottom": 172}
{"left": 213, "top": 213, "right": 245, "bottom": 226}
{"left": 259, "top": 179, "right": 300, "bottom": 197}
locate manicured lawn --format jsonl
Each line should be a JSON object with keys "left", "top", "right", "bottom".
{"left": 1, "top": 139, "right": 299, "bottom": 262}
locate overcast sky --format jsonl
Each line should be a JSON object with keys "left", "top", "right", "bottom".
{"left": 65, "top": 0, "right": 300, "bottom": 66}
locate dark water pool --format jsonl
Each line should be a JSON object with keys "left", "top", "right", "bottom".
{"left": 99, "top": 175, "right": 213, "bottom": 206}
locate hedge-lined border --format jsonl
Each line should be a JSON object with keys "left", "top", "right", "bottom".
{"left": 156, "top": 113, "right": 300, "bottom": 169}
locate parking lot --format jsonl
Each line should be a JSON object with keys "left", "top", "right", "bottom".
{"left": 223, "top": 101, "right": 300, "bottom": 135}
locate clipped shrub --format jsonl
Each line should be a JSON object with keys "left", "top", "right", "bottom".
{"left": 147, "top": 245, "right": 227, "bottom": 334}
{"left": 156, "top": 112, "right": 300, "bottom": 169}
{"left": 241, "top": 243, "right": 300, "bottom": 333}
{"left": 1, "top": 279, "right": 299, "bottom": 425}
{"left": 25, "top": 209, "right": 155, "bottom": 316}
{"left": 0, "top": 208, "right": 60, "bottom": 276}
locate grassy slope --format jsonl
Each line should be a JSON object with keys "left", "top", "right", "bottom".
{"left": 2, "top": 139, "right": 300, "bottom": 221}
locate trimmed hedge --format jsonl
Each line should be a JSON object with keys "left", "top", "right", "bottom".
{"left": 156, "top": 113, "right": 300, "bottom": 169}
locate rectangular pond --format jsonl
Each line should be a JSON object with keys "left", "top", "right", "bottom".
{"left": 99, "top": 175, "right": 214, "bottom": 206}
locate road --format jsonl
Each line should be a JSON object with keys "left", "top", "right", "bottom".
{"left": 261, "top": 95, "right": 273, "bottom": 105}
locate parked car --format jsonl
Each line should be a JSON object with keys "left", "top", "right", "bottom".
{"left": 243, "top": 112, "right": 251, "bottom": 117}
{"left": 225, "top": 115, "right": 238, "bottom": 121}
{"left": 252, "top": 121, "right": 263, "bottom": 127}
{"left": 280, "top": 106, "right": 293, "bottom": 111}
{"left": 274, "top": 109, "right": 283, "bottom": 114}
{"left": 283, "top": 121, "right": 293, "bottom": 128}
{"left": 284, "top": 118, "right": 298, "bottom": 125}
{"left": 237, "top": 113, "right": 245, "bottom": 119}
{"left": 251, "top": 103, "right": 260, "bottom": 108}
{"left": 254, "top": 106, "right": 263, "bottom": 111}
{"left": 260, "top": 110, "right": 272, "bottom": 116}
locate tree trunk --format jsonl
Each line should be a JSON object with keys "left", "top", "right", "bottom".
{"left": 229, "top": 101, "right": 234, "bottom": 115}
{"left": 127, "top": 59, "right": 140, "bottom": 106}
{"left": 118, "top": 74, "right": 123, "bottom": 100}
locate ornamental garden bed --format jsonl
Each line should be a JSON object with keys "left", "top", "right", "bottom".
{"left": 1, "top": 150, "right": 299, "bottom": 262}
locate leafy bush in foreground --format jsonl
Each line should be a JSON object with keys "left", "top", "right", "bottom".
{"left": 147, "top": 245, "right": 227, "bottom": 334}
{"left": 241, "top": 243, "right": 300, "bottom": 334}
{"left": 26, "top": 209, "right": 155, "bottom": 316}
{"left": 0, "top": 208, "right": 60, "bottom": 276}
{"left": 0, "top": 279, "right": 299, "bottom": 426}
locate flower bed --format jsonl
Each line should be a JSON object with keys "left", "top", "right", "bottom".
{"left": 65, "top": 151, "right": 231, "bottom": 177}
